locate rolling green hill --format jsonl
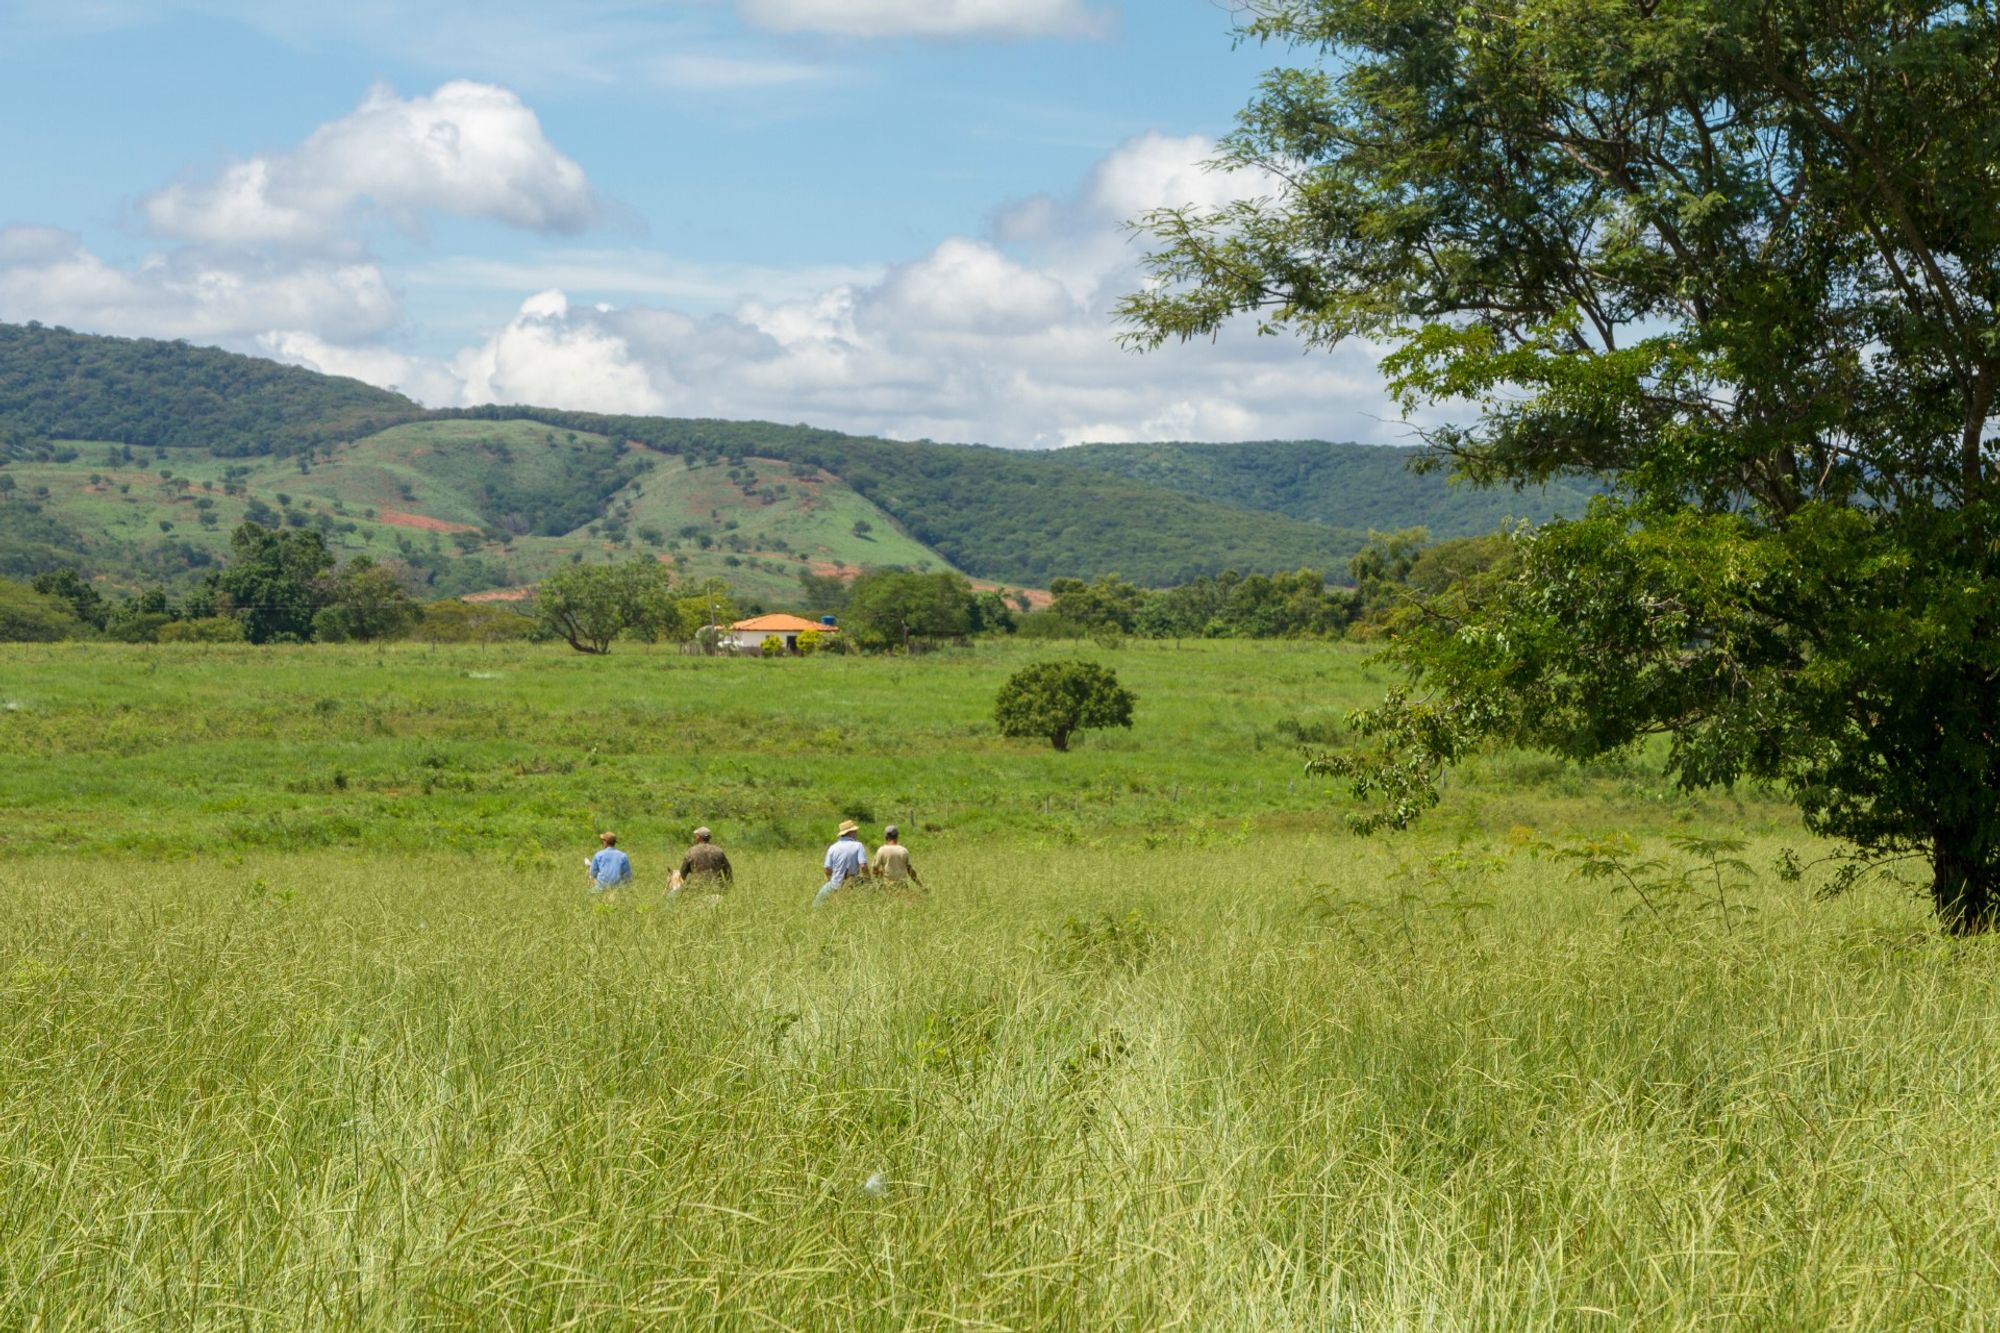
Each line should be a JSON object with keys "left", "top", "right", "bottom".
{"left": 439, "top": 407, "right": 1376, "bottom": 587}
{"left": 1, "top": 322, "right": 1596, "bottom": 598}
{"left": 0, "top": 417, "right": 957, "bottom": 603}
{"left": 1058, "top": 439, "right": 1602, "bottom": 539}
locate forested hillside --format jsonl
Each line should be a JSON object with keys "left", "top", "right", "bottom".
{"left": 2, "top": 323, "right": 1586, "bottom": 593}
{"left": 0, "top": 322, "right": 421, "bottom": 455}
{"left": 441, "top": 407, "right": 1371, "bottom": 586}
{"left": 1059, "top": 439, "right": 1602, "bottom": 538}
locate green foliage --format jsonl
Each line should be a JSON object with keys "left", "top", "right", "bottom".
{"left": 1060, "top": 439, "right": 1600, "bottom": 537}
{"left": 156, "top": 615, "right": 246, "bottom": 644}
{"left": 1546, "top": 832, "right": 1760, "bottom": 935}
{"left": 843, "top": 570, "right": 975, "bottom": 651}
{"left": 798, "top": 571, "right": 851, "bottom": 614}
{"left": 29, "top": 568, "right": 106, "bottom": 630}
{"left": 1048, "top": 574, "right": 1146, "bottom": 633}
{"left": 994, "top": 660, "right": 1136, "bottom": 751}
{"left": 444, "top": 406, "right": 1375, "bottom": 586}
{"left": 0, "top": 321, "right": 418, "bottom": 454}
{"left": 2, "top": 325, "right": 1599, "bottom": 596}
{"left": 0, "top": 501, "right": 91, "bottom": 579}
{"left": 758, "top": 634, "right": 786, "bottom": 658}
{"left": 1031, "top": 569, "right": 1355, "bottom": 641}
{"left": 203, "top": 523, "right": 336, "bottom": 644}
{"left": 533, "top": 560, "right": 682, "bottom": 654}
{"left": 0, "top": 578, "right": 82, "bottom": 642}
{"left": 677, "top": 577, "right": 739, "bottom": 636}
{"left": 1345, "top": 531, "right": 1514, "bottom": 638}
{"left": 411, "top": 599, "right": 536, "bottom": 644}
{"left": 1128, "top": 0, "right": 2000, "bottom": 932}
{"left": 311, "top": 557, "right": 419, "bottom": 643}
{"left": 1036, "top": 909, "right": 1162, "bottom": 974}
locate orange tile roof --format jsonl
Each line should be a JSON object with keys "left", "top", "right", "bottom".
{"left": 730, "top": 614, "right": 834, "bottom": 633}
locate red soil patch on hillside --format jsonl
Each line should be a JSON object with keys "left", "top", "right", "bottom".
{"left": 380, "top": 509, "right": 479, "bottom": 534}
{"left": 788, "top": 564, "right": 1051, "bottom": 608}
{"left": 972, "top": 579, "right": 1053, "bottom": 609}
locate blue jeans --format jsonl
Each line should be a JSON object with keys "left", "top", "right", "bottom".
{"left": 812, "top": 875, "right": 852, "bottom": 909}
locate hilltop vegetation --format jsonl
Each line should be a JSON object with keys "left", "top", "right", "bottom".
{"left": 0, "top": 322, "right": 419, "bottom": 455}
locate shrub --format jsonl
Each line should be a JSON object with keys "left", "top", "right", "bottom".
{"left": 413, "top": 599, "right": 535, "bottom": 644}
{"left": 0, "top": 579, "right": 82, "bottom": 642}
{"left": 994, "top": 660, "right": 1136, "bottom": 751}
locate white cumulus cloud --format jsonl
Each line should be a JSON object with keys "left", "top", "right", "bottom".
{"left": 143, "top": 81, "right": 597, "bottom": 249}
{"left": 0, "top": 226, "right": 399, "bottom": 342}
{"left": 13, "top": 121, "right": 1405, "bottom": 450}
{"left": 452, "top": 289, "right": 666, "bottom": 413}
{"left": 259, "top": 330, "right": 464, "bottom": 405}
{"left": 740, "top": 0, "right": 1113, "bottom": 39}
{"left": 350, "top": 132, "right": 1390, "bottom": 446}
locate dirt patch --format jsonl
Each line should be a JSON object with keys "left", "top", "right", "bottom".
{"left": 789, "top": 565, "right": 1051, "bottom": 608}
{"left": 462, "top": 586, "right": 533, "bottom": 603}
{"left": 972, "top": 579, "right": 1053, "bottom": 609}
{"left": 380, "top": 509, "right": 479, "bottom": 534}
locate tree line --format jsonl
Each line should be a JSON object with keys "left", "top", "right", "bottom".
{"left": 0, "top": 521, "right": 1502, "bottom": 649}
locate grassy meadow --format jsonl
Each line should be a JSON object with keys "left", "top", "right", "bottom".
{"left": 2, "top": 640, "right": 1994, "bottom": 1328}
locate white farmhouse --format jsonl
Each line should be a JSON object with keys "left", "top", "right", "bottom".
{"left": 724, "top": 613, "right": 836, "bottom": 654}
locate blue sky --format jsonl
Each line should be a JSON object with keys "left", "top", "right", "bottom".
{"left": 0, "top": 1, "right": 1402, "bottom": 448}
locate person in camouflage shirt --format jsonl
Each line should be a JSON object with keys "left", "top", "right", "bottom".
{"left": 670, "top": 826, "right": 733, "bottom": 895}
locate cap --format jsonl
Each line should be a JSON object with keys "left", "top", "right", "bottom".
{"left": 884, "top": 825, "right": 899, "bottom": 839}
{"left": 692, "top": 826, "right": 711, "bottom": 840}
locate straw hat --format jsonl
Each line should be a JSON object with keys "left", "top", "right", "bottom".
{"left": 837, "top": 819, "right": 860, "bottom": 836}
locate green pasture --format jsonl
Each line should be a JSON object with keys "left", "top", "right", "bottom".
{"left": 0, "top": 640, "right": 1769, "bottom": 860}
{"left": 2, "top": 640, "right": 1992, "bottom": 1328}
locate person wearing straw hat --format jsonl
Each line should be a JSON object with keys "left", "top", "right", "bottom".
{"left": 813, "top": 819, "right": 869, "bottom": 909}
{"left": 670, "top": 825, "right": 733, "bottom": 896}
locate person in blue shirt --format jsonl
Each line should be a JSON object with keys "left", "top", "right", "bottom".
{"left": 812, "top": 819, "right": 869, "bottom": 909}
{"left": 586, "top": 831, "right": 632, "bottom": 900}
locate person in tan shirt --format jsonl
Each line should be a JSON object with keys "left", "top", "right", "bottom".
{"left": 870, "top": 825, "right": 923, "bottom": 889}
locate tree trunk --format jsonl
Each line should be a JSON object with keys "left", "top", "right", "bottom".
{"left": 1931, "top": 835, "right": 1997, "bottom": 935}
{"left": 1051, "top": 727, "right": 1070, "bottom": 752}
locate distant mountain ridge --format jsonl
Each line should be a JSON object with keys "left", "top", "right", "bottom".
{"left": 0, "top": 322, "right": 1595, "bottom": 593}
{"left": 1059, "top": 439, "right": 1602, "bottom": 537}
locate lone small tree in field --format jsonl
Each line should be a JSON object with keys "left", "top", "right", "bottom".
{"left": 995, "top": 660, "right": 1135, "bottom": 751}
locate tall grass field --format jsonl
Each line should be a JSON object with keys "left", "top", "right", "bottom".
{"left": 2, "top": 641, "right": 1993, "bottom": 1328}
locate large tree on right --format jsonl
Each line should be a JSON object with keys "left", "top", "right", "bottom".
{"left": 1122, "top": 0, "right": 2000, "bottom": 930}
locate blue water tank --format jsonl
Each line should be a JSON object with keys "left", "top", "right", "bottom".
{"left": 820, "top": 616, "right": 837, "bottom": 627}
